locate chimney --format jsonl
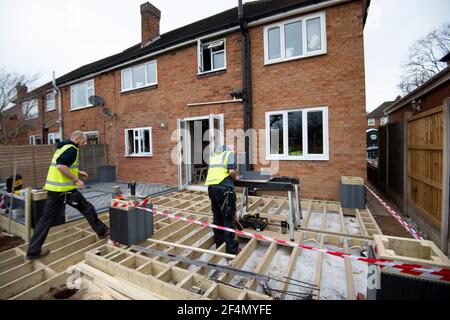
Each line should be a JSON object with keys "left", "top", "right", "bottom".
{"left": 15, "top": 82, "right": 28, "bottom": 100}
{"left": 141, "top": 2, "right": 161, "bottom": 47}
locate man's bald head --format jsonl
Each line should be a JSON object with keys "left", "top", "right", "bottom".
{"left": 70, "top": 131, "right": 87, "bottom": 146}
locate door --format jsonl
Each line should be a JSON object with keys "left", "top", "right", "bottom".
{"left": 209, "top": 114, "right": 224, "bottom": 157}
{"left": 177, "top": 118, "right": 189, "bottom": 189}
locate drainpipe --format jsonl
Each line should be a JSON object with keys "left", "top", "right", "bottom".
{"left": 238, "top": 0, "right": 253, "bottom": 171}
{"left": 52, "top": 71, "right": 64, "bottom": 140}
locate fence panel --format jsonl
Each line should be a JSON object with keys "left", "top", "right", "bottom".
{"left": 407, "top": 105, "right": 443, "bottom": 227}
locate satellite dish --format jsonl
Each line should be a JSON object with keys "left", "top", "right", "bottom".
{"left": 88, "top": 95, "right": 105, "bottom": 107}
{"left": 100, "top": 107, "right": 116, "bottom": 118}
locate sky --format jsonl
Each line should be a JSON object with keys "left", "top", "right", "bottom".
{"left": 0, "top": 0, "right": 449, "bottom": 112}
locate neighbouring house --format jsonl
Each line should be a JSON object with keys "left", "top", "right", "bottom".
{"left": 13, "top": 0, "right": 371, "bottom": 201}
{"left": 366, "top": 101, "right": 394, "bottom": 129}
{"left": 14, "top": 82, "right": 62, "bottom": 146}
{"left": 378, "top": 64, "right": 450, "bottom": 253}
{"left": 366, "top": 100, "right": 394, "bottom": 160}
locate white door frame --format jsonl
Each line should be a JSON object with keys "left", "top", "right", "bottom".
{"left": 177, "top": 114, "right": 224, "bottom": 190}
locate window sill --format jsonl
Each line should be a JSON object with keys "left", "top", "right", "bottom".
{"left": 70, "top": 105, "right": 95, "bottom": 112}
{"left": 120, "top": 84, "right": 158, "bottom": 95}
{"left": 125, "top": 154, "right": 153, "bottom": 158}
{"left": 197, "top": 68, "right": 226, "bottom": 79}
{"left": 46, "top": 108, "right": 56, "bottom": 112}
{"left": 264, "top": 51, "right": 326, "bottom": 66}
{"left": 266, "top": 155, "right": 329, "bottom": 161}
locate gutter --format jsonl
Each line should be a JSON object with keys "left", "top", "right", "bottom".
{"left": 52, "top": 71, "right": 64, "bottom": 140}
{"left": 57, "top": 0, "right": 352, "bottom": 88}
{"left": 385, "top": 68, "right": 450, "bottom": 115}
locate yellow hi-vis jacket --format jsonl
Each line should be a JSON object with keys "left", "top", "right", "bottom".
{"left": 44, "top": 144, "right": 79, "bottom": 192}
{"left": 205, "top": 151, "right": 233, "bottom": 186}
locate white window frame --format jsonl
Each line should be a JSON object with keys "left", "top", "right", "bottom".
{"left": 46, "top": 92, "right": 56, "bottom": 111}
{"left": 22, "top": 99, "right": 39, "bottom": 120}
{"left": 70, "top": 79, "right": 95, "bottom": 111}
{"left": 48, "top": 132, "right": 61, "bottom": 144}
{"left": 121, "top": 60, "right": 158, "bottom": 93}
{"left": 265, "top": 106, "right": 329, "bottom": 161}
{"left": 29, "top": 135, "right": 42, "bottom": 145}
{"left": 264, "top": 12, "right": 327, "bottom": 65}
{"left": 368, "top": 118, "right": 375, "bottom": 126}
{"left": 124, "top": 127, "right": 153, "bottom": 157}
{"left": 197, "top": 38, "right": 227, "bottom": 75}
{"left": 380, "top": 116, "right": 389, "bottom": 126}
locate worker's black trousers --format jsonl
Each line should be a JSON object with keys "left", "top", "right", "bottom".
{"left": 27, "top": 190, "right": 108, "bottom": 256}
{"left": 208, "top": 186, "right": 239, "bottom": 254}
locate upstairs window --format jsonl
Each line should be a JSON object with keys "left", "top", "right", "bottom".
{"left": 71, "top": 80, "right": 94, "bottom": 110}
{"left": 266, "top": 107, "right": 329, "bottom": 161}
{"left": 368, "top": 118, "right": 375, "bottom": 126}
{"left": 264, "top": 12, "right": 326, "bottom": 64}
{"left": 22, "top": 99, "right": 38, "bottom": 120}
{"left": 121, "top": 61, "right": 157, "bottom": 92}
{"left": 125, "top": 127, "right": 153, "bottom": 156}
{"left": 198, "top": 39, "right": 226, "bottom": 74}
{"left": 46, "top": 92, "right": 56, "bottom": 111}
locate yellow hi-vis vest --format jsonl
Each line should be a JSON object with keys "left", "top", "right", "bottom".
{"left": 44, "top": 144, "right": 79, "bottom": 192}
{"left": 205, "top": 151, "right": 233, "bottom": 186}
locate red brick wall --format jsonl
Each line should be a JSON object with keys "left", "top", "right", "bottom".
{"left": 58, "top": 0, "right": 367, "bottom": 200}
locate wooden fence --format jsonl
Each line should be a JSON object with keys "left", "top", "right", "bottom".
{"left": 0, "top": 144, "right": 108, "bottom": 188}
{"left": 407, "top": 105, "right": 443, "bottom": 227}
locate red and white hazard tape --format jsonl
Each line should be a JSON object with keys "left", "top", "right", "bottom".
{"left": 130, "top": 204, "right": 450, "bottom": 283}
{"left": 365, "top": 184, "right": 424, "bottom": 240}
{"left": 111, "top": 197, "right": 151, "bottom": 208}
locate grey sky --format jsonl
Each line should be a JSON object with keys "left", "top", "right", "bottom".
{"left": 0, "top": 0, "right": 449, "bottom": 112}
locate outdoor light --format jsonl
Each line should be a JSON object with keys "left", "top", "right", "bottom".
{"left": 160, "top": 122, "right": 167, "bottom": 129}
{"left": 411, "top": 99, "right": 421, "bottom": 112}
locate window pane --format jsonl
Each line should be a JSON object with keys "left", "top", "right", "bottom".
{"left": 86, "top": 81, "right": 94, "bottom": 103}
{"left": 147, "top": 62, "right": 157, "bottom": 84}
{"left": 307, "top": 17, "right": 322, "bottom": 52}
{"left": 123, "top": 70, "right": 132, "bottom": 90}
{"left": 127, "top": 130, "right": 134, "bottom": 154}
{"left": 73, "top": 84, "right": 86, "bottom": 108}
{"left": 202, "top": 48, "right": 212, "bottom": 71}
{"left": 132, "top": 65, "right": 146, "bottom": 88}
{"left": 212, "top": 52, "right": 225, "bottom": 69}
{"left": 143, "top": 130, "right": 150, "bottom": 153}
{"left": 285, "top": 21, "right": 302, "bottom": 58}
{"left": 307, "top": 111, "right": 323, "bottom": 154}
{"left": 269, "top": 114, "right": 284, "bottom": 155}
{"left": 268, "top": 27, "right": 281, "bottom": 60}
{"left": 288, "top": 111, "right": 303, "bottom": 156}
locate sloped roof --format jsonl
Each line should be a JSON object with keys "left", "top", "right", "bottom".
{"left": 55, "top": 0, "right": 334, "bottom": 86}
{"left": 367, "top": 101, "right": 394, "bottom": 118}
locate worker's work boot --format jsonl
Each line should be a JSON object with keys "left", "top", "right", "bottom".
{"left": 98, "top": 227, "right": 110, "bottom": 239}
{"left": 25, "top": 248, "right": 50, "bottom": 262}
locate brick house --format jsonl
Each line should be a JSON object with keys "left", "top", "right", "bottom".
{"left": 14, "top": 0, "right": 371, "bottom": 201}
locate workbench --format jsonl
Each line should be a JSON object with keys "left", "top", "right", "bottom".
{"left": 235, "top": 175, "right": 301, "bottom": 241}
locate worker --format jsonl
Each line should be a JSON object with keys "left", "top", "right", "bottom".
{"left": 205, "top": 145, "right": 240, "bottom": 255}
{"left": 25, "top": 131, "right": 109, "bottom": 261}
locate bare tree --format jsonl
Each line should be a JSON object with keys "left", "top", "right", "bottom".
{"left": 0, "top": 69, "right": 39, "bottom": 144}
{"left": 399, "top": 23, "right": 450, "bottom": 94}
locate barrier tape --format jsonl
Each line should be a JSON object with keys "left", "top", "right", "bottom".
{"left": 129, "top": 204, "right": 450, "bottom": 283}
{"left": 365, "top": 184, "right": 424, "bottom": 240}
{"left": 112, "top": 197, "right": 151, "bottom": 208}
